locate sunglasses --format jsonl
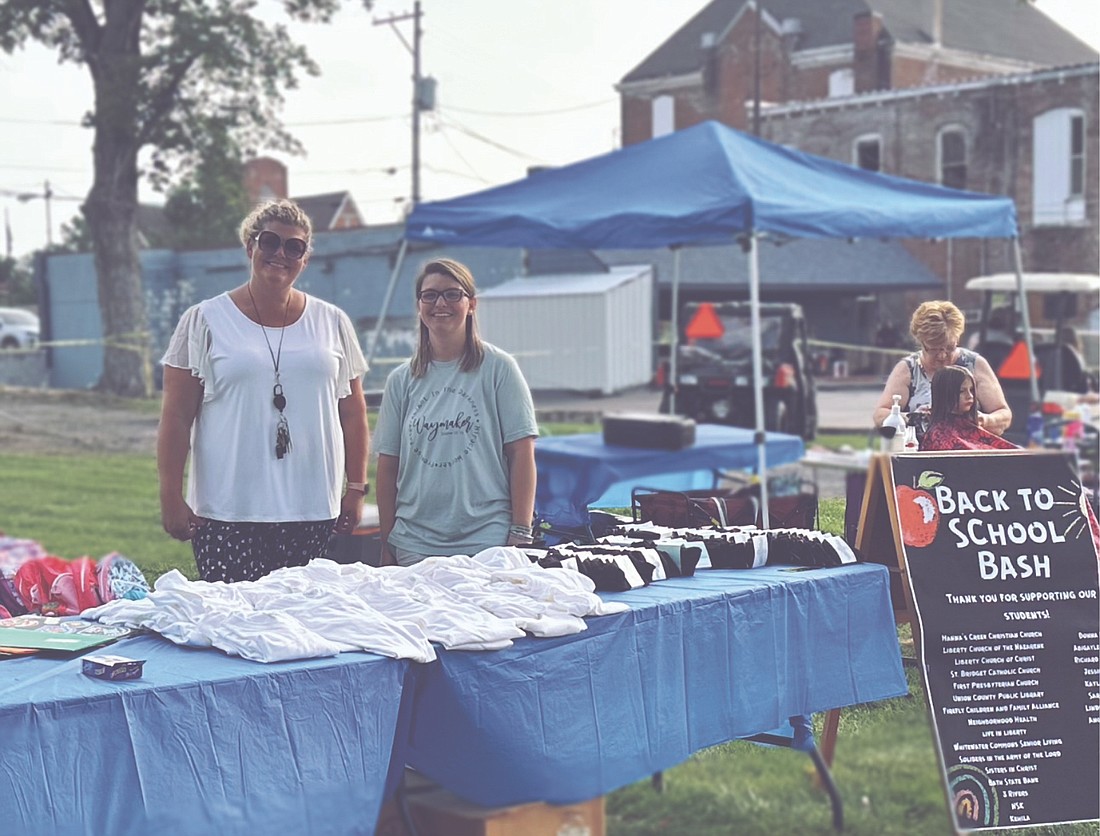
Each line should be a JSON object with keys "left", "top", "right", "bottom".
{"left": 252, "top": 230, "right": 309, "bottom": 261}
{"left": 417, "top": 288, "right": 470, "bottom": 304}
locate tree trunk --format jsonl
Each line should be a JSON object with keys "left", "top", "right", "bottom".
{"left": 86, "top": 9, "right": 152, "bottom": 398}
{"left": 87, "top": 180, "right": 151, "bottom": 398}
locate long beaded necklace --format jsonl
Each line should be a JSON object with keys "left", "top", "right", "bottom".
{"left": 247, "top": 283, "right": 293, "bottom": 459}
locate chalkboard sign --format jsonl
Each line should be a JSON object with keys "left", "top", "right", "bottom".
{"left": 890, "top": 450, "right": 1099, "bottom": 831}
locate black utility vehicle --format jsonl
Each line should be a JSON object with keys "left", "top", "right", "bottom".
{"left": 662, "top": 301, "right": 817, "bottom": 439}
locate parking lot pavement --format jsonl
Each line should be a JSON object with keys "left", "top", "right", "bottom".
{"left": 532, "top": 383, "right": 880, "bottom": 435}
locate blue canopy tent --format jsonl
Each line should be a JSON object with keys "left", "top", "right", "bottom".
{"left": 399, "top": 120, "right": 1027, "bottom": 522}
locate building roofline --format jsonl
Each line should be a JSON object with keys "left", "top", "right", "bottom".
{"left": 761, "top": 61, "right": 1099, "bottom": 118}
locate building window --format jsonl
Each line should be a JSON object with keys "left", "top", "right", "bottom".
{"left": 1033, "top": 107, "right": 1086, "bottom": 226}
{"left": 652, "top": 95, "right": 675, "bottom": 138}
{"left": 828, "top": 68, "right": 853, "bottom": 97}
{"left": 939, "top": 128, "right": 967, "bottom": 190}
{"left": 854, "top": 135, "right": 881, "bottom": 171}
{"left": 1070, "top": 113, "right": 1084, "bottom": 196}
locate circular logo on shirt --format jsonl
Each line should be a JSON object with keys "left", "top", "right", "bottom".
{"left": 407, "top": 385, "right": 482, "bottom": 468}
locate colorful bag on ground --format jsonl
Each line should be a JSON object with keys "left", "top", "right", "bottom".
{"left": 0, "top": 574, "right": 28, "bottom": 617}
{"left": 50, "top": 556, "right": 102, "bottom": 614}
{"left": 96, "top": 552, "right": 151, "bottom": 603}
{"left": 14, "top": 556, "right": 79, "bottom": 615}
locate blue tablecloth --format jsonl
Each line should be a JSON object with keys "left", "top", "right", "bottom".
{"left": 0, "top": 634, "right": 410, "bottom": 836}
{"left": 535, "top": 424, "right": 805, "bottom": 527}
{"left": 403, "top": 563, "right": 907, "bottom": 807}
{"left": 0, "top": 562, "right": 904, "bottom": 830}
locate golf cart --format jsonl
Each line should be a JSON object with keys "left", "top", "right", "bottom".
{"left": 661, "top": 301, "right": 817, "bottom": 439}
{"left": 966, "top": 272, "right": 1099, "bottom": 445}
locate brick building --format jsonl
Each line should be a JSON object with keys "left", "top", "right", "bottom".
{"left": 617, "top": 0, "right": 1099, "bottom": 320}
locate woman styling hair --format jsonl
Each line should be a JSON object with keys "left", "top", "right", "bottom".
{"left": 157, "top": 199, "right": 370, "bottom": 583}
{"left": 873, "top": 300, "right": 1011, "bottom": 441}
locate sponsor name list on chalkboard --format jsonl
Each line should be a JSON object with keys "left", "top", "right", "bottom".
{"left": 891, "top": 451, "right": 1099, "bottom": 832}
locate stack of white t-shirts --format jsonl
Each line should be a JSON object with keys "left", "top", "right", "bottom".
{"left": 86, "top": 548, "right": 629, "bottom": 663}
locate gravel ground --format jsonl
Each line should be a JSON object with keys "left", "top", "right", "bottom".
{"left": 0, "top": 387, "right": 160, "bottom": 456}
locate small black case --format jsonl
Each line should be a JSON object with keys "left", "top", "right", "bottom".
{"left": 602, "top": 412, "right": 696, "bottom": 450}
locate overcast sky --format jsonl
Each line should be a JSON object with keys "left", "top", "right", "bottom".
{"left": 1, "top": 0, "right": 1096, "bottom": 261}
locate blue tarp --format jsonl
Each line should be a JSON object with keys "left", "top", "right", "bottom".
{"left": 406, "top": 120, "right": 1018, "bottom": 248}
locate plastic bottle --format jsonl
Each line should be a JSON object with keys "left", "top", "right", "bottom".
{"left": 1062, "top": 409, "right": 1083, "bottom": 454}
{"left": 880, "top": 394, "right": 906, "bottom": 453}
{"left": 903, "top": 423, "right": 919, "bottom": 452}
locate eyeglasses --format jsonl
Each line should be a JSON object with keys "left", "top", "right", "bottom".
{"left": 921, "top": 342, "right": 957, "bottom": 358}
{"left": 252, "top": 230, "right": 309, "bottom": 261}
{"left": 417, "top": 288, "right": 470, "bottom": 304}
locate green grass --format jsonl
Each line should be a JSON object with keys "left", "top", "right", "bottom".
{"left": 0, "top": 452, "right": 198, "bottom": 580}
{"left": 2, "top": 420, "right": 1094, "bottom": 836}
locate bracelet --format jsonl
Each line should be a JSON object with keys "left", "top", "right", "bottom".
{"left": 346, "top": 481, "right": 369, "bottom": 495}
{"left": 508, "top": 524, "right": 533, "bottom": 539}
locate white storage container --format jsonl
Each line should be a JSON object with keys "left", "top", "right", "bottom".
{"left": 477, "top": 265, "right": 654, "bottom": 395}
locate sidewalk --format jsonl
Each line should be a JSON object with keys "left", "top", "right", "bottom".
{"left": 533, "top": 381, "right": 880, "bottom": 434}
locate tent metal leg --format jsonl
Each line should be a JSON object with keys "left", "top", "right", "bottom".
{"left": 808, "top": 745, "right": 845, "bottom": 832}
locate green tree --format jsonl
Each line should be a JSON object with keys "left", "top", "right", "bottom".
{"left": 58, "top": 214, "right": 94, "bottom": 253}
{"left": 0, "top": 256, "right": 36, "bottom": 306}
{"left": 162, "top": 123, "right": 251, "bottom": 251}
{"left": 0, "top": 0, "right": 355, "bottom": 396}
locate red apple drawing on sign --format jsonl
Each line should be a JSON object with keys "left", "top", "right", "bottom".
{"left": 897, "top": 471, "right": 944, "bottom": 548}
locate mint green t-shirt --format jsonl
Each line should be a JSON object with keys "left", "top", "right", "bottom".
{"left": 374, "top": 343, "right": 538, "bottom": 557}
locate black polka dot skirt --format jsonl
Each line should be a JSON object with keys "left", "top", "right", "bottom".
{"left": 191, "top": 519, "right": 336, "bottom": 583}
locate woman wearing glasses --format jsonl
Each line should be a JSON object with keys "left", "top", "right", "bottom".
{"left": 157, "top": 199, "right": 370, "bottom": 582}
{"left": 374, "top": 258, "right": 538, "bottom": 566}
{"left": 873, "top": 300, "right": 1011, "bottom": 442}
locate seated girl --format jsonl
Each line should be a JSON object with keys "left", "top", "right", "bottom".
{"left": 922, "top": 365, "right": 1019, "bottom": 452}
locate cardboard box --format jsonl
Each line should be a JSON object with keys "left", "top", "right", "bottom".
{"left": 375, "top": 777, "right": 605, "bottom": 836}
{"left": 82, "top": 654, "right": 144, "bottom": 680}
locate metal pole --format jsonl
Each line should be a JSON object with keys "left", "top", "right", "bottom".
{"left": 411, "top": 1, "right": 422, "bottom": 206}
{"left": 1011, "top": 237, "right": 1040, "bottom": 404}
{"left": 367, "top": 238, "right": 409, "bottom": 365}
{"left": 747, "top": 233, "right": 770, "bottom": 528}
{"left": 669, "top": 246, "right": 681, "bottom": 414}
{"left": 44, "top": 180, "right": 53, "bottom": 247}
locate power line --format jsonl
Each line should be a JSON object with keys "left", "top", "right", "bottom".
{"left": 0, "top": 117, "right": 84, "bottom": 126}
{"left": 443, "top": 99, "right": 615, "bottom": 118}
{"left": 435, "top": 112, "right": 545, "bottom": 162}
{"left": 284, "top": 113, "right": 405, "bottom": 127}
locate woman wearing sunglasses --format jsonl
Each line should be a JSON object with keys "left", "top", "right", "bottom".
{"left": 373, "top": 258, "right": 538, "bottom": 566}
{"left": 873, "top": 299, "right": 1011, "bottom": 443}
{"left": 157, "top": 199, "right": 370, "bottom": 583}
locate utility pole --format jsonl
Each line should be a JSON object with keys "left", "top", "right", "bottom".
{"left": 373, "top": 2, "right": 430, "bottom": 207}
{"left": 14, "top": 180, "right": 53, "bottom": 248}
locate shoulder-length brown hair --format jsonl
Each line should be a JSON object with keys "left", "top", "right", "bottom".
{"left": 409, "top": 258, "right": 485, "bottom": 378}
{"left": 930, "top": 365, "right": 977, "bottom": 425}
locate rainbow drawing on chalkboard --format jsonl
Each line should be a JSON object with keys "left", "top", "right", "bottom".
{"left": 949, "top": 763, "right": 1000, "bottom": 828}
{"left": 896, "top": 470, "right": 945, "bottom": 548}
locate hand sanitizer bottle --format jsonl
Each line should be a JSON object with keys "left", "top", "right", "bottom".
{"left": 881, "top": 394, "right": 906, "bottom": 453}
